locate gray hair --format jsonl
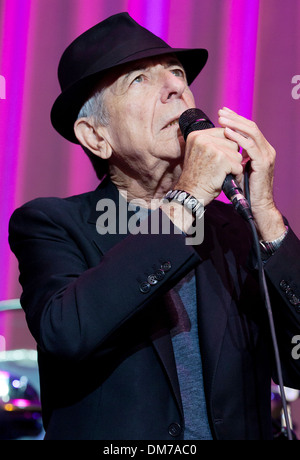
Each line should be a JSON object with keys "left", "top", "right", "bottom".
{"left": 77, "top": 86, "right": 110, "bottom": 127}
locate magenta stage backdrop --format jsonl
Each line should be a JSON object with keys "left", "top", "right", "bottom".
{"left": 0, "top": 0, "right": 300, "bottom": 438}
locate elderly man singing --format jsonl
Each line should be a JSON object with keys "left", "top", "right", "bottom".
{"left": 9, "top": 12, "right": 300, "bottom": 440}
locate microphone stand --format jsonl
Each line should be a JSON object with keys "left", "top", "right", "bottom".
{"left": 244, "top": 162, "right": 294, "bottom": 441}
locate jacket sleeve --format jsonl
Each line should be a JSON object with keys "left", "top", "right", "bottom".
{"left": 9, "top": 199, "right": 201, "bottom": 361}
{"left": 262, "top": 227, "right": 300, "bottom": 387}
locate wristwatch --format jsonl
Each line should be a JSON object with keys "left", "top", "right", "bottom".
{"left": 259, "top": 226, "right": 289, "bottom": 257}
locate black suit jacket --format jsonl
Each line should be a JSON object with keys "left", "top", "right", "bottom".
{"left": 9, "top": 177, "right": 300, "bottom": 440}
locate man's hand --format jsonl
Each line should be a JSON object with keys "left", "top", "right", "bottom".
{"left": 176, "top": 126, "right": 243, "bottom": 206}
{"left": 218, "top": 107, "right": 286, "bottom": 241}
{"left": 175, "top": 106, "right": 286, "bottom": 241}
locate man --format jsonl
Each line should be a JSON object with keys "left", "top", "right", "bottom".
{"left": 9, "top": 12, "right": 300, "bottom": 440}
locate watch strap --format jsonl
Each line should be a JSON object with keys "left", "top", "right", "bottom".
{"left": 259, "top": 226, "right": 289, "bottom": 257}
{"left": 163, "top": 190, "right": 205, "bottom": 220}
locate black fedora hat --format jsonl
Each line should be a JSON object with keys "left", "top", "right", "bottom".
{"left": 50, "top": 12, "right": 208, "bottom": 144}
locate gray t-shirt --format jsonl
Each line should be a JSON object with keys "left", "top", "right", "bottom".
{"left": 165, "top": 271, "right": 213, "bottom": 440}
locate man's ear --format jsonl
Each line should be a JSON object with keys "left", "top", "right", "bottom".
{"left": 74, "top": 118, "right": 112, "bottom": 160}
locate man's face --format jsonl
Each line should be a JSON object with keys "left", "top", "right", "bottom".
{"left": 99, "top": 55, "right": 196, "bottom": 176}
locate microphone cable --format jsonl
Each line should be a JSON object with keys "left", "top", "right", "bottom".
{"left": 244, "top": 161, "right": 293, "bottom": 440}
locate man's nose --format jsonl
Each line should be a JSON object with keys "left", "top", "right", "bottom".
{"left": 160, "top": 71, "right": 187, "bottom": 103}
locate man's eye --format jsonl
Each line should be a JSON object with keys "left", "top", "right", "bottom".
{"left": 132, "top": 74, "right": 144, "bottom": 84}
{"left": 171, "top": 68, "right": 185, "bottom": 78}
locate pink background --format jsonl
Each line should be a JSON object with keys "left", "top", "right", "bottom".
{"left": 0, "top": 0, "right": 300, "bottom": 437}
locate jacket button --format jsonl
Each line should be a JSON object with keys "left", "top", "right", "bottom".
{"left": 155, "top": 269, "right": 165, "bottom": 280}
{"left": 168, "top": 422, "right": 182, "bottom": 437}
{"left": 147, "top": 274, "right": 158, "bottom": 285}
{"left": 161, "top": 261, "right": 171, "bottom": 272}
{"left": 280, "top": 280, "right": 289, "bottom": 291}
{"left": 139, "top": 282, "right": 151, "bottom": 294}
{"left": 290, "top": 294, "right": 300, "bottom": 306}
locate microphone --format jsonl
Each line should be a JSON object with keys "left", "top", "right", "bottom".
{"left": 179, "top": 108, "right": 253, "bottom": 221}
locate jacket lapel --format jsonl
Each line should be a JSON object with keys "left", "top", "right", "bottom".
{"left": 194, "top": 202, "right": 249, "bottom": 406}
{"left": 195, "top": 249, "right": 230, "bottom": 406}
{"left": 149, "top": 314, "right": 184, "bottom": 416}
{"left": 87, "top": 176, "right": 135, "bottom": 254}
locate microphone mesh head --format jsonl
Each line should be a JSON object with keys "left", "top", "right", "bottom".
{"left": 179, "top": 108, "right": 214, "bottom": 140}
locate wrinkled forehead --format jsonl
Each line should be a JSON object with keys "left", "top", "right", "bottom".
{"left": 120, "top": 54, "right": 182, "bottom": 74}
{"left": 97, "top": 53, "right": 183, "bottom": 91}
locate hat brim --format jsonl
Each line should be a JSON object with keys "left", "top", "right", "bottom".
{"left": 50, "top": 47, "right": 208, "bottom": 144}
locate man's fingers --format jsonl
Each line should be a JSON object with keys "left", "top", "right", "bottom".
{"left": 188, "top": 127, "right": 240, "bottom": 152}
